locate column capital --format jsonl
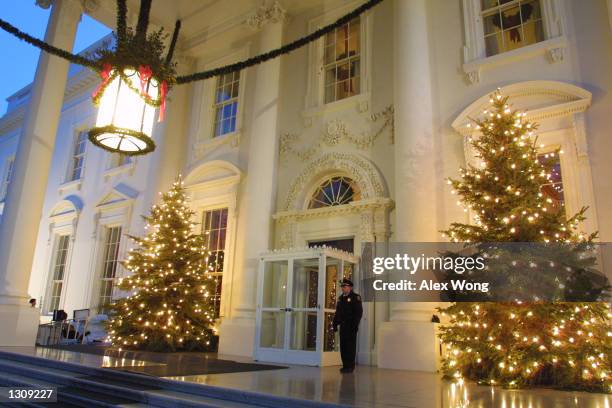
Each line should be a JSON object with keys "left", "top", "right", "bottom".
{"left": 244, "top": 0, "right": 288, "bottom": 31}
{"left": 35, "top": 0, "right": 54, "bottom": 9}
{"left": 36, "top": 0, "right": 98, "bottom": 14}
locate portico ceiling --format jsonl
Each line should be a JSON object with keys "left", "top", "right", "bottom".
{"left": 88, "top": 0, "right": 353, "bottom": 59}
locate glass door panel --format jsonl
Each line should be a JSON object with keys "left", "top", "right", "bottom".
{"left": 260, "top": 311, "right": 286, "bottom": 348}
{"left": 292, "top": 258, "right": 318, "bottom": 309}
{"left": 259, "top": 260, "right": 289, "bottom": 350}
{"left": 324, "top": 311, "right": 339, "bottom": 351}
{"left": 323, "top": 257, "right": 342, "bottom": 353}
{"left": 289, "top": 258, "right": 319, "bottom": 351}
{"left": 289, "top": 310, "right": 317, "bottom": 351}
{"left": 262, "top": 260, "right": 288, "bottom": 308}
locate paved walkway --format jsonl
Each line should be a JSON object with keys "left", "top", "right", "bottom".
{"left": 1, "top": 347, "right": 610, "bottom": 407}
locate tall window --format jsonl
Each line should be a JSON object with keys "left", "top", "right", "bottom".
{"left": 98, "top": 226, "right": 122, "bottom": 312}
{"left": 323, "top": 17, "right": 360, "bottom": 104}
{"left": 308, "top": 176, "right": 360, "bottom": 209}
{"left": 538, "top": 150, "right": 564, "bottom": 213}
{"left": 213, "top": 72, "right": 240, "bottom": 137}
{"left": 48, "top": 235, "right": 70, "bottom": 312}
{"left": 69, "top": 131, "right": 87, "bottom": 181}
{"left": 202, "top": 208, "right": 228, "bottom": 318}
{"left": 481, "top": 0, "right": 544, "bottom": 56}
{"left": 0, "top": 156, "right": 15, "bottom": 201}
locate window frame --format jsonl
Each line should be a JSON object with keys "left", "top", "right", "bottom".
{"left": 201, "top": 207, "right": 229, "bottom": 319}
{"left": 96, "top": 225, "right": 123, "bottom": 313}
{"left": 45, "top": 234, "right": 71, "bottom": 314}
{"left": 189, "top": 46, "right": 249, "bottom": 153}
{"left": 87, "top": 190, "right": 133, "bottom": 314}
{"left": 308, "top": 176, "right": 361, "bottom": 209}
{"left": 67, "top": 130, "right": 88, "bottom": 182}
{"left": 321, "top": 17, "right": 362, "bottom": 105}
{"left": 461, "top": 0, "right": 567, "bottom": 83}
{"left": 304, "top": 1, "right": 372, "bottom": 114}
{"left": 212, "top": 72, "right": 241, "bottom": 138}
{"left": 0, "top": 155, "right": 15, "bottom": 202}
{"left": 480, "top": 0, "right": 545, "bottom": 57}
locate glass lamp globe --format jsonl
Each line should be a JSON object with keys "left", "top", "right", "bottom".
{"left": 89, "top": 68, "right": 157, "bottom": 155}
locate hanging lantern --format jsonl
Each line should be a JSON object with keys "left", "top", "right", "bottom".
{"left": 89, "top": 65, "right": 164, "bottom": 155}
{"left": 87, "top": 0, "right": 180, "bottom": 156}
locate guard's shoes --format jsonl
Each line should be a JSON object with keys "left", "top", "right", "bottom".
{"left": 340, "top": 366, "right": 355, "bottom": 373}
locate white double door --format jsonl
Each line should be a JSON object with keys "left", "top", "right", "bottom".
{"left": 255, "top": 255, "right": 351, "bottom": 366}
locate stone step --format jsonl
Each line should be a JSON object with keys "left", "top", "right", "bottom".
{"left": 0, "top": 359, "right": 254, "bottom": 408}
{"left": 0, "top": 350, "right": 345, "bottom": 408}
{"left": 0, "top": 371, "right": 145, "bottom": 408}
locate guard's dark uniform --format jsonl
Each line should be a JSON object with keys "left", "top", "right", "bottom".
{"left": 333, "top": 280, "right": 363, "bottom": 372}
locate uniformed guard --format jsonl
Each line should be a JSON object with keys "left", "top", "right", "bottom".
{"left": 333, "top": 278, "right": 363, "bottom": 373}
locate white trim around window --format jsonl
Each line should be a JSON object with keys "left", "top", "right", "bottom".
{"left": 302, "top": 0, "right": 372, "bottom": 122}
{"left": 184, "top": 160, "right": 242, "bottom": 320}
{"left": 453, "top": 81, "right": 598, "bottom": 235}
{"left": 85, "top": 190, "right": 134, "bottom": 314}
{"left": 461, "top": 0, "right": 568, "bottom": 84}
{"left": 0, "top": 155, "right": 15, "bottom": 202}
{"left": 189, "top": 46, "right": 250, "bottom": 163}
{"left": 40, "top": 201, "right": 80, "bottom": 315}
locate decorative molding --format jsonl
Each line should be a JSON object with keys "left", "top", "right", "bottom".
{"left": 462, "top": 36, "right": 568, "bottom": 85}
{"left": 260, "top": 245, "right": 358, "bottom": 262}
{"left": 465, "top": 70, "right": 480, "bottom": 85}
{"left": 282, "top": 152, "right": 387, "bottom": 211}
{"left": 80, "top": 0, "right": 99, "bottom": 14}
{"left": 461, "top": 0, "right": 568, "bottom": 84}
{"left": 546, "top": 46, "right": 564, "bottom": 63}
{"left": 103, "top": 161, "right": 136, "bottom": 181}
{"left": 452, "top": 81, "right": 592, "bottom": 136}
{"left": 192, "top": 132, "right": 241, "bottom": 162}
{"left": 280, "top": 105, "right": 394, "bottom": 163}
{"left": 35, "top": 0, "right": 53, "bottom": 9}
{"left": 244, "top": 1, "right": 287, "bottom": 30}
{"left": 272, "top": 197, "right": 394, "bottom": 223}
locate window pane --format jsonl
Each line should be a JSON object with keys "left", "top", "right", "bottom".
{"left": 98, "top": 226, "right": 122, "bottom": 309}
{"left": 482, "top": 0, "right": 544, "bottom": 56}
{"left": 309, "top": 176, "right": 360, "bottom": 209}
{"left": 213, "top": 73, "right": 240, "bottom": 137}
{"left": 322, "top": 17, "right": 360, "bottom": 104}
{"left": 538, "top": 151, "right": 565, "bottom": 213}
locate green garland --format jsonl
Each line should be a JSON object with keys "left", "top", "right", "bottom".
{"left": 0, "top": 0, "right": 385, "bottom": 85}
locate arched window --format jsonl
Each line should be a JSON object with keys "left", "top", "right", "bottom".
{"left": 308, "top": 176, "right": 360, "bottom": 209}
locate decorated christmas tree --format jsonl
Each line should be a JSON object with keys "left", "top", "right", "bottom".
{"left": 106, "top": 178, "right": 216, "bottom": 352}
{"left": 438, "top": 91, "right": 610, "bottom": 392}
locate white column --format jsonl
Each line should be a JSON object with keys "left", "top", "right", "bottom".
{"left": 0, "top": 0, "right": 81, "bottom": 346}
{"left": 377, "top": 0, "right": 441, "bottom": 371}
{"left": 218, "top": 13, "right": 284, "bottom": 357}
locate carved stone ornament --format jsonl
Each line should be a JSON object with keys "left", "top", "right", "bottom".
{"left": 547, "top": 47, "right": 564, "bottom": 63}
{"left": 283, "top": 152, "right": 387, "bottom": 211}
{"left": 465, "top": 69, "right": 480, "bottom": 85}
{"left": 280, "top": 105, "right": 394, "bottom": 163}
{"left": 245, "top": 1, "right": 288, "bottom": 30}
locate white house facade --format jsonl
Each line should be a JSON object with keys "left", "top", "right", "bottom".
{"left": 0, "top": 0, "right": 611, "bottom": 372}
